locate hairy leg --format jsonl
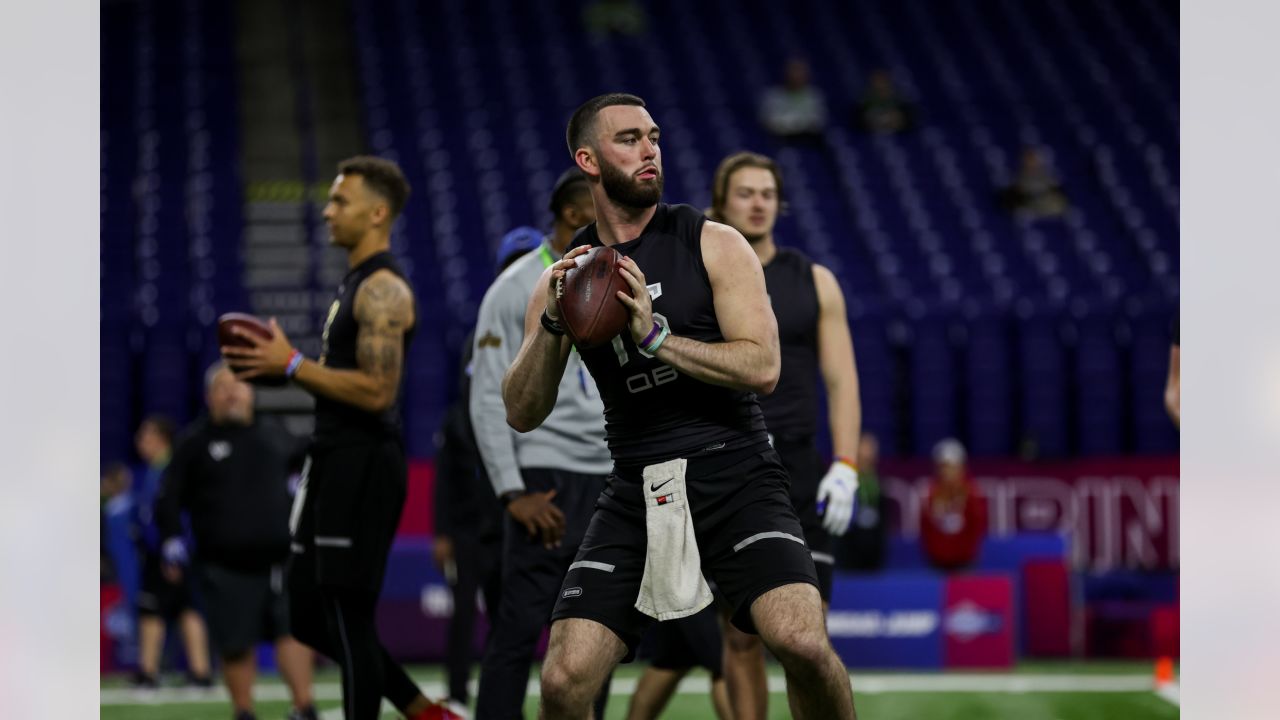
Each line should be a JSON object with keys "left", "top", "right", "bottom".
{"left": 721, "top": 618, "right": 768, "bottom": 720}
{"left": 751, "top": 583, "right": 856, "bottom": 720}
{"left": 625, "top": 666, "right": 685, "bottom": 720}
{"left": 539, "top": 619, "right": 627, "bottom": 720}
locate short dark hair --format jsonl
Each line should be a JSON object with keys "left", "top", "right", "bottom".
{"left": 337, "top": 155, "right": 411, "bottom": 219}
{"left": 708, "top": 151, "right": 787, "bottom": 221}
{"left": 565, "top": 93, "right": 647, "bottom": 157}
{"left": 140, "top": 414, "right": 176, "bottom": 446}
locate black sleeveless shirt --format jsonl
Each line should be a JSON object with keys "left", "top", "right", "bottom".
{"left": 314, "top": 251, "right": 416, "bottom": 447}
{"left": 571, "top": 204, "right": 769, "bottom": 465}
{"left": 759, "top": 247, "right": 820, "bottom": 439}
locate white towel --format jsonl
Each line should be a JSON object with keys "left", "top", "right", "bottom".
{"left": 635, "top": 458, "right": 713, "bottom": 621}
{"left": 288, "top": 455, "right": 312, "bottom": 538}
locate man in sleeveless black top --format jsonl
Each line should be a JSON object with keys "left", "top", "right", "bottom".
{"left": 503, "top": 94, "right": 857, "bottom": 719}
{"left": 223, "top": 156, "right": 446, "bottom": 720}
{"left": 710, "top": 151, "right": 863, "bottom": 719}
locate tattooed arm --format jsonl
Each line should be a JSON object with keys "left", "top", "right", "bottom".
{"left": 291, "top": 269, "right": 415, "bottom": 412}
{"left": 220, "top": 269, "right": 414, "bottom": 413}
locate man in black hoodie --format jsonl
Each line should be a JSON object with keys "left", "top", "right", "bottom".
{"left": 157, "top": 363, "right": 316, "bottom": 720}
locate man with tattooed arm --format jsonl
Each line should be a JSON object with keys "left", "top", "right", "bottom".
{"left": 222, "top": 156, "right": 448, "bottom": 719}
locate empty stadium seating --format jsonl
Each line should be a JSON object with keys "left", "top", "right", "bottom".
{"left": 101, "top": 0, "right": 1178, "bottom": 462}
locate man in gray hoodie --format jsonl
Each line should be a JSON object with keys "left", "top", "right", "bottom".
{"left": 471, "top": 169, "right": 612, "bottom": 718}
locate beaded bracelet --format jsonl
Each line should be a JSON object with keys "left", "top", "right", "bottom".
{"left": 285, "top": 349, "right": 305, "bottom": 378}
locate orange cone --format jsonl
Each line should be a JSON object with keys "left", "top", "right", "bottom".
{"left": 1154, "top": 656, "right": 1175, "bottom": 687}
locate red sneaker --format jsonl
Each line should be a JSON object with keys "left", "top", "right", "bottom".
{"left": 406, "top": 700, "right": 465, "bottom": 720}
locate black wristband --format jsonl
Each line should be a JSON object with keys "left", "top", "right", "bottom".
{"left": 500, "top": 490, "right": 524, "bottom": 507}
{"left": 540, "top": 310, "right": 566, "bottom": 336}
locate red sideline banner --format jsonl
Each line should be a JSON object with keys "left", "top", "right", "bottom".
{"left": 101, "top": 584, "right": 122, "bottom": 673}
{"left": 397, "top": 461, "right": 436, "bottom": 537}
{"left": 406, "top": 457, "right": 1180, "bottom": 570}
{"left": 1023, "top": 559, "right": 1072, "bottom": 656}
{"left": 879, "top": 457, "right": 1179, "bottom": 571}
{"left": 944, "top": 575, "right": 1016, "bottom": 668}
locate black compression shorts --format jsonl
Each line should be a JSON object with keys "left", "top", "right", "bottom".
{"left": 137, "top": 550, "right": 199, "bottom": 619}
{"left": 644, "top": 602, "right": 724, "bottom": 676}
{"left": 289, "top": 439, "right": 407, "bottom": 593}
{"left": 550, "top": 443, "right": 819, "bottom": 660}
{"left": 773, "top": 437, "right": 834, "bottom": 601}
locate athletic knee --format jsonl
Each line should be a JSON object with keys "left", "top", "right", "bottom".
{"left": 540, "top": 655, "right": 596, "bottom": 712}
{"left": 768, "top": 628, "right": 835, "bottom": 673}
{"left": 725, "top": 626, "right": 763, "bottom": 656}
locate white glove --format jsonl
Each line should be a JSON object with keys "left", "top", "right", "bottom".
{"left": 817, "top": 462, "right": 858, "bottom": 536}
{"left": 162, "top": 537, "right": 189, "bottom": 566}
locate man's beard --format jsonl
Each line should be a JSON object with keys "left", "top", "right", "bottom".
{"left": 600, "top": 158, "right": 663, "bottom": 209}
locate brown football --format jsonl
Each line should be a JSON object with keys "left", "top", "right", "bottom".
{"left": 558, "top": 246, "right": 633, "bottom": 349}
{"left": 217, "top": 312, "right": 286, "bottom": 387}
{"left": 218, "top": 312, "right": 273, "bottom": 348}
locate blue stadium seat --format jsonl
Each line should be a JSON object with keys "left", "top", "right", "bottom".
{"left": 909, "top": 309, "right": 958, "bottom": 454}
{"left": 103, "top": 0, "right": 1177, "bottom": 461}
{"left": 965, "top": 308, "right": 1014, "bottom": 456}
{"left": 1017, "top": 307, "right": 1070, "bottom": 458}
{"left": 1075, "top": 307, "right": 1125, "bottom": 455}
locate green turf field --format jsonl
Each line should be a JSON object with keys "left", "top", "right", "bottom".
{"left": 101, "top": 662, "right": 1179, "bottom": 719}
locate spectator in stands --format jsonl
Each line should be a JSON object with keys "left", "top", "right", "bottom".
{"left": 760, "top": 57, "right": 829, "bottom": 144}
{"left": 919, "top": 438, "right": 988, "bottom": 571}
{"left": 1001, "top": 146, "right": 1069, "bottom": 220}
{"left": 132, "top": 415, "right": 213, "bottom": 689}
{"left": 584, "top": 0, "right": 648, "bottom": 39}
{"left": 156, "top": 364, "right": 317, "bottom": 720}
{"left": 854, "top": 69, "right": 916, "bottom": 135}
{"left": 1165, "top": 318, "right": 1179, "bottom": 427}
{"left": 841, "top": 434, "right": 889, "bottom": 572}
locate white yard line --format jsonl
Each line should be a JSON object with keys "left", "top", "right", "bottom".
{"left": 102, "top": 672, "right": 1167, "bottom": 706}
{"left": 1154, "top": 681, "right": 1180, "bottom": 706}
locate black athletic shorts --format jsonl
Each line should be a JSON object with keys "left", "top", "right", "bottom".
{"left": 197, "top": 562, "right": 289, "bottom": 658}
{"left": 645, "top": 602, "right": 724, "bottom": 677}
{"left": 550, "top": 443, "right": 818, "bottom": 660}
{"left": 289, "top": 438, "right": 407, "bottom": 592}
{"left": 773, "top": 437, "right": 834, "bottom": 601}
{"left": 136, "top": 549, "right": 199, "bottom": 619}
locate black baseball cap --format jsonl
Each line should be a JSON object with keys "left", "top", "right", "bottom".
{"left": 548, "top": 168, "right": 589, "bottom": 214}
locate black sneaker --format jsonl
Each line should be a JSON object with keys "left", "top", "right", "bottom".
{"left": 186, "top": 672, "right": 215, "bottom": 689}
{"left": 234, "top": 711, "right": 257, "bottom": 720}
{"left": 285, "top": 706, "right": 318, "bottom": 720}
{"left": 129, "top": 671, "right": 159, "bottom": 689}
